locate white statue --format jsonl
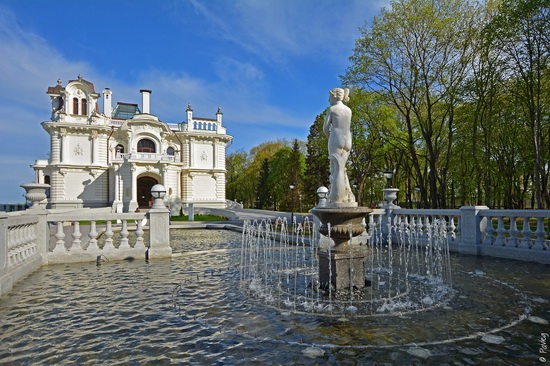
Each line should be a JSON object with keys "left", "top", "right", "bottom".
{"left": 323, "top": 88, "right": 356, "bottom": 207}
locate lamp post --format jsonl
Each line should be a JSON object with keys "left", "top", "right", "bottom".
{"left": 383, "top": 168, "right": 394, "bottom": 187}
{"left": 289, "top": 182, "right": 295, "bottom": 226}
{"left": 150, "top": 184, "right": 167, "bottom": 209}
{"left": 415, "top": 186, "right": 421, "bottom": 208}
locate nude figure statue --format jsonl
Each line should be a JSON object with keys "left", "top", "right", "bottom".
{"left": 323, "top": 87, "right": 356, "bottom": 207}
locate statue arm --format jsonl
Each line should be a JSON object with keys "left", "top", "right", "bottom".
{"left": 323, "top": 112, "right": 331, "bottom": 137}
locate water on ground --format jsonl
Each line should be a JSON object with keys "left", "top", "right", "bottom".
{"left": 0, "top": 229, "right": 548, "bottom": 365}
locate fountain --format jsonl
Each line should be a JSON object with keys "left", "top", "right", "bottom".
{"left": 309, "top": 87, "right": 372, "bottom": 291}
{"left": 239, "top": 88, "right": 454, "bottom": 316}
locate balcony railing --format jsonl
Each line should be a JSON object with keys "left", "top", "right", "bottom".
{"left": 113, "top": 152, "right": 177, "bottom": 162}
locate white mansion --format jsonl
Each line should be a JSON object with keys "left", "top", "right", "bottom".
{"left": 32, "top": 76, "right": 232, "bottom": 213}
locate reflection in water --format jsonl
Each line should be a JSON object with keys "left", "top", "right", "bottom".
{"left": 0, "top": 229, "right": 548, "bottom": 365}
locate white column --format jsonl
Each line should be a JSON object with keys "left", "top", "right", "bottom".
{"left": 213, "top": 141, "right": 217, "bottom": 169}
{"left": 51, "top": 131, "right": 61, "bottom": 164}
{"left": 60, "top": 129, "right": 68, "bottom": 163}
{"left": 114, "top": 166, "right": 120, "bottom": 202}
{"left": 131, "top": 164, "right": 137, "bottom": 204}
{"left": 161, "top": 167, "right": 167, "bottom": 186}
{"left": 91, "top": 131, "right": 98, "bottom": 165}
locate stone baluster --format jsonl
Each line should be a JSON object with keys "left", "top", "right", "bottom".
{"left": 533, "top": 217, "right": 546, "bottom": 250}
{"left": 8, "top": 227, "right": 17, "bottom": 265}
{"left": 28, "top": 223, "right": 37, "bottom": 256}
{"left": 519, "top": 216, "right": 532, "bottom": 248}
{"left": 447, "top": 216, "right": 456, "bottom": 241}
{"left": 409, "top": 216, "right": 417, "bottom": 244}
{"left": 87, "top": 221, "right": 100, "bottom": 251}
{"left": 507, "top": 216, "right": 518, "bottom": 247}
{"left": 482, "top": 216, "right": 494, "bottom": 245}
{"left": 135, "top": 220, "right": 145, "bottom": 249}
{"left": 103, "top": 221, "right": 115, "bottom": 250}
{"left": 53, "top": 222, "right": 66, "bottom": 252}
{"left": 71, "top": 222, "right": 83, "bottom": 251}
{"left": 396, "top": 215, "right": 404, "bottom": 243}
{"left": 494, "top": 217, "right": 506, "bottom": 246}
{"left": 119, "top": 220, "right": 130, "bottom": 249}
{"left": 417, "top": 216, "right": 424, "bottom": 244}
{"left": 21, "top": 225, "right": 29, "bottom": 261}
{"left": 424, "top": 216, "right": 431, "bottom": 243}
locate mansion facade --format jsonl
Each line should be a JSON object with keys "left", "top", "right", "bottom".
{"left": 32, "top": 76, "right": 232, "bottom": 213}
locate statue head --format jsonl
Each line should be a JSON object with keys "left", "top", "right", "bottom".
{"left": 329, "top": 88, "right": 350, "bottom": 104}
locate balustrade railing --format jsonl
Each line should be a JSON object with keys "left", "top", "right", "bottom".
{"left": 4, "top": 214, "right": 40, "bottom": 270}
{"left": 480, "top": 210, "right": 549, "bottom": 251}
{"left": 391, "top": 208, "right": 461, "bottom": 247}
{"left": 113, "top": 152, "right": 177, "bottom": 162}
{"left": 1, "top": 204, "right": 549, "bottom": 298}
{"left": 46, "top": 212, "right": 148, "bottom": 263}
{"left": 0, "top": 212, "right": 44, "bottom": 296}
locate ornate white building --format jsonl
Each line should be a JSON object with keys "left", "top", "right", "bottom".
{"left": 32, "top": 76, "right": 232, "bottom": 213}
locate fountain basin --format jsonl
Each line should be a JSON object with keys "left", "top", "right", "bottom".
{"left": 310, "top": 206, "right": 372, "bottom": 247}
{"left": 310, "top": 206, "right": 372, "bottom": 290}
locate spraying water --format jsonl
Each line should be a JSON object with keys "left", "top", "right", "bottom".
{"left": 239, "top": 217, "right": 453, "bottom": 316}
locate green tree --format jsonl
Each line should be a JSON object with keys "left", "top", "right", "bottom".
{"left": 226, "top": 149, "right": 250, "bottom": 205}
{"left": 304, "top": 113, "right": 329, "bottom": 206}
{"left": 345, "top": 0, "right": 478, "bottom": 208}
{"left": 487, "top": 0, "right": 550, "bottom": 208}
{"left": 256, "top": 158, "right": 270, "bottom": 209}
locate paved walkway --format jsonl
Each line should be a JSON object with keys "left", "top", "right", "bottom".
{"left": 170, "top": 208, "right": 311, "bottom": 231}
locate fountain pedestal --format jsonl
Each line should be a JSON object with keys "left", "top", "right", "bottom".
{"left": 310, "top": 206, "right": 372, "bottom": 290}
{"left": 318, "top": 249, "right": 367, "bottom": 290}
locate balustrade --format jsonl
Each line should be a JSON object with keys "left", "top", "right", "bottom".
{"left": 480, "top": 210, "right": 549, "bottom": 251}
{"left": 113, "top": 152, "right": 177, "bottom": 162}
{"left": 45, "top": 212, "right": 147, "bottom": 263}
{"left": 390, "top": 209, "right": 461, "bottom": 246}
{"left": 5, "top": 216, "right": 39, "bottom": 268}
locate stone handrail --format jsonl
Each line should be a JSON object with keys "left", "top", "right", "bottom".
{"left": 0, "top": 212, "right": 44, "bottom": 296}
{"left": 1, "top": 204, "right": 549, "bottom": 298}
{"left": 113, "top": 152, "right": 177, "bottom": 162}
{"left": 477, "top": 209, "right": 549, "bottom": 261}
{"left": 373, "top": 206, "right": 549, "bottom": 264}
{"left": 0, "top": 207, "right": 172, "bottom": 296}
{"left": 45, "top": 212, "right": 148, "bottom": 264}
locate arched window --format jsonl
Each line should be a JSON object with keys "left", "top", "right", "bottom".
{"left": 167, "top": 147, "right": 175, "bottom": 156}
{"left": 44, "top": 175, "right": 51, "bottom": 184}
{"left": 73, "top": 98, "right": 79, "bottom": 114}
{"left": 81, "top": 99, "right": 87, "bottom": 116}
{"left": 115, "top": 144, "right": 125, "bottom": 155}
{"left": 137, "top": 139, "right": 156, "bottom": 153}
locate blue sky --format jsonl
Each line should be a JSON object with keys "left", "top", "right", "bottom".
{"left": 0, "top": 0, "right": 386, "bottom": 203}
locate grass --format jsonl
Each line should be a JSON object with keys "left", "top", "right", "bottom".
{"left": 170, "top": 214, "right": 228, "bottom": 222}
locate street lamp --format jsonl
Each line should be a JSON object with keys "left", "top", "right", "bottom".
{"left": 383, "top": 168, "right": 394, "bottom": 188}
{"left": 150, "top": 184, "right": 167, "bottom": 209}
{"left": 289, "top": 182, "right": 296, "bottom": 226}
{"left": 415, "top": 186, "right": 421, "bottom": 208}
{"left": 316, "top": 186, "right": 328, "bottom": 207}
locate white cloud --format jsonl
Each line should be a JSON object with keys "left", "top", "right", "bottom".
{"left": 183, "top": 0, "right": 382, "bottom": 63}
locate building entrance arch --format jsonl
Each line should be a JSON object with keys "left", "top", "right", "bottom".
{"left": 137, "top": 176, "right": 158, "bottom": 208}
